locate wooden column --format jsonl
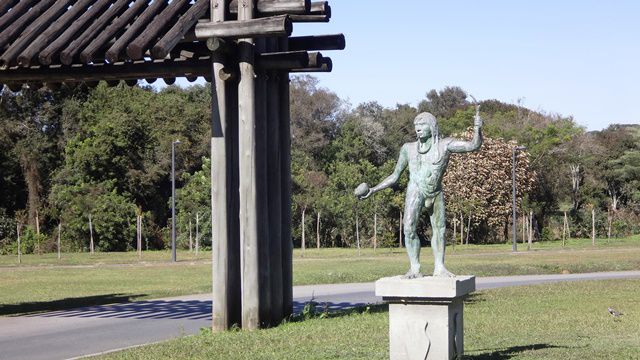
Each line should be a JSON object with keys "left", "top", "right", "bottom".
{"left": 211, "top": 0, "right": 241, "bottom": 331}
{"left": 266, "top": 36, "right": 284, "bottom": 324}
{"left": 279, "top": 37, "right": 293, "bottom": 317}
{"left": 238, "top": 0, "right": 260, "bottom": 330}
{"left": 255, "top": 36, "right": 272, "bottom": 327}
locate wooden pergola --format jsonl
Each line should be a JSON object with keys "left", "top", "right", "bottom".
{"left": 0, "top": 0, "right": 344, "bottom": 330}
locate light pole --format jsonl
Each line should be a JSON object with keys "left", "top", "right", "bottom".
{"left": 512, "top": 145, "right": 526, "bottom": 252}
{"left": 171, "top": 139, "right": 181, "bottom": 262}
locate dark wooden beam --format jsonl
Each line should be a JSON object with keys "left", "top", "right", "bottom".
{"left": 80, "top": 0, "right": 148, "bottom": 64}
{"left": 105, "top": 0, "right": 167, "bottom": 63}
{"left": 310, "top": 1, "right": 330, "bottom": 17}
{"left": 151, "top": 0, "right": 209, "bottom": 59}
{"left": 0, "top": 0, "right": 73, "bottom": 69}
{"left": 288, "top": 34, "right": 345, "bottom": 51}
{"left": 307, "top": 51, "right": 322, "bottom": 67}
{"left": 127, "top": 0, "right": 192, "bottom": 60}
{"left": 0, "top": 0, "right": 19, "bottom": 15}
{"left": 60, "top": 0, "right": 138, "bottom": 65}
{"left": 0, "top": 0, "right": 35, "bottom": 35}
{"left": 256, "top": 50, "right": 309, "bottom": 70}
{"left": 39, "top": 0, "right": 116, "bottom": 66}
{"left": 0, "top": 59, "right": 210, "bottom": 82}
{"left": 195, "top": 15, "right": 292, "bottom": 39}
{"left": 290, "top": 56, "right": 331, "bottom": 72}
{"left": 289, "top": 12, "right": 330, "bottom": 23}
{"left": 229, "top": 0, "right": 309, "bottom": 15}
{"left": 265, "top": 36, "right": 283, "bottom": 325}
{"left": 278, "top": 35, "right": 293, "bottom": 318}
{"left": 18, "top": 0, "right": 96, "bottom": 67}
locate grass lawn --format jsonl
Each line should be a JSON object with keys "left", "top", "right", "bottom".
{"left": 1, "top": 236, "right": 639, "bottom": 315}
{"left": 0, "top": 249, "right": 211, "bottom": 267}
{"left": 97, "top": 279, "right": 640, "bottom": 359}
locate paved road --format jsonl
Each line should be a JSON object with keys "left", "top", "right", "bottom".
{"left": 2, "top": 270, "right": 639, "bottom": 360}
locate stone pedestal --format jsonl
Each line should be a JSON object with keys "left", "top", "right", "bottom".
{"left": 375, "top": 275, "right": 475, "bottom": 360}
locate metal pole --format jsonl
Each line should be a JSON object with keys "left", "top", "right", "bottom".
{"left": 512, "top": 147, "right": 517, "bottom": 252}
{"left": 172, "top": 139, "right": 180, "bottom": 262}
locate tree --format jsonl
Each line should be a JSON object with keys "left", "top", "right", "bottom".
{"left": 176, "top": 157, "right": 212, "bottom": 249}
{"left": 289, "top": 75, "right": 348, "bottom": 162}
{"left": 418, "top": 86, "right": 469, "bottom": 119}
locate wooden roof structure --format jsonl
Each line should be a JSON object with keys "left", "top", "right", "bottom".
{"left": 0, "top": 0, "right": 343, "bottom": 89}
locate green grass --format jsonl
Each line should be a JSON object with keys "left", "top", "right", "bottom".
{"left": 1, "top": 236, "right": 639, "bottom": 315}
{"left": 0, "top": 249, "right": 211, "bottom": 267}
{"left": 97, "top": 279, "right": 640, "bottom": 359}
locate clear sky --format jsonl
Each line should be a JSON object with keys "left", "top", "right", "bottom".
{"left": 294, "top": 1, "right": 640, "bottom": 131}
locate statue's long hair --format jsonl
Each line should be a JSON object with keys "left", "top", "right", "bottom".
{"left": 414, "top": 112, "right": 441, "bottom": 162}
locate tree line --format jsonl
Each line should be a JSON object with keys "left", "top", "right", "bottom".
{"left": 0, "top": 78, "right": 638, "bottom": 254}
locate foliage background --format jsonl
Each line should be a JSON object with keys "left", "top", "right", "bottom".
{"left": 0, "top": 79, "right": 638, "bottom": 253}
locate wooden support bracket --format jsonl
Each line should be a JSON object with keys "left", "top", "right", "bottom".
{"left": 195, "top": 15, "right": 292, "bottom": 39}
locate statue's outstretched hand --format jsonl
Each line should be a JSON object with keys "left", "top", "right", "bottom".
{"left": 354, "top": 183, "right": 372, "bottom": 200}
{"left": 359, "top": 189, "right": 373, "bottom": 200}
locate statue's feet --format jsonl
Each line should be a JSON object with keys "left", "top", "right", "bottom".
{"left": 402, "top": 265, "right": 423, "bottom": 279}
{"left": 433, "top": 266, "right": 455, "bottom": 278}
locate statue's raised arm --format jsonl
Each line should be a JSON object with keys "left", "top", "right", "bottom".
{"left": 445, "top": 102, "right": 483, "bottom": 153}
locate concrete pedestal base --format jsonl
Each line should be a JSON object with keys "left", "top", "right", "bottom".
{"left": 375, "top": 275, "right": 475, "bottom": 360}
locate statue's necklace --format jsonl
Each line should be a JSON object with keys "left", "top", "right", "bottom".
{"left": 417, "top": 141, "right": 431, "bottom": 154}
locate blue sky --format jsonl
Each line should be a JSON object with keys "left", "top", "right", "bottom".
{"left": 294, "top": 1, "right": 640, "bottom": 130}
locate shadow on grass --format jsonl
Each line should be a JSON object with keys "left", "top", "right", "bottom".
{"left": 464, "top": 292, "right": 486, "bottom": 305}
{"left": 0, "top": 293, "right": 147, "bottom": 316}
{"left": 289, "top": 302, "right": 388, "bottom": 323}
{"left": 465, "top": 343, "right": 569, "bottom": 359}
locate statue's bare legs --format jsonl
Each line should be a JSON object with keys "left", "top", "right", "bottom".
{"left": 429, "top": 192, "right": 454, "bottom": 277}
{"left": 403, "top": 188, "right": 424, "bottom": 278}
{"left": 403, "top": 187, "right": 455, "bottom": 278}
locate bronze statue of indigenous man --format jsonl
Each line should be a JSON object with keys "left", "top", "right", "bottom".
{"left": 356, "top": 105, "right": 483, "bottom": 278}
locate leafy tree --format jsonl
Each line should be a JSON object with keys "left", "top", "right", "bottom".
{"left": 176, "top": 157, "right": 212, "bottom": 250}
{"left": 418, "top": 86, "right": 469, "bottom": 119}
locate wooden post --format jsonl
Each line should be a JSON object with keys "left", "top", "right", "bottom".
{"left": 399, "top": 211, "right": 403, "bottom": 248}
{"left": 35, "top": 209, "right": 40, "bottom": 235}
{"left": 255, "top": 36, "right": 272, "bottom": 327}
{"left": 57, "top": 222, "right": 61, "bottom": 260}
{"left": 17, "top": 223, "right": 21, "bottom": 264}
{"left": 562, "top": 211, "right": 567, "bottom": 247}
{"left": 211, "top": 0, "right": 242, "bottom": 332}
{"left": 35, "top": 209, "right": 40, "bottom": 254}
{"left": 452, "top": 218, "right": 457, "bottom": 246}
{"left": 591, "top": 208, "right": 595, "bottom": 246}
{"left": 238, "top": 0, "right": 260, "bottom": 330}
{"left": 279, "top": 35, "right": 293, "bottom": 318}
{"left": 266, "top": 38, "right": 283, "bottom": 323}
{"left": 459, "top": 213, "right": 464, "bottom": 245}
{"left": 316, "top": 211, "right": 321, "bottom": 249}
{"left": 189, "top": 218, "right": 193, "bottom": 252}
{"left": 137, "top": 215, "right": 142, "bottom": 259}
{"left": 607, "top": 209, "right": 612, "bottom": 242}
{"left": 522, "top": 213, "right": 526, "bottom": 244}
{"left": 528, "top": 210, "right": 533, "bottom": 250}
{"left": 89, "top": 213, "right": 94, "bottom": 254}
{"left": 465, "top": 214, "right": 471, "bottom": 245}
{"left": 301, "top": 207, "right": 306, "bottom": 252}
{"left": 373, "top": 211, "right": 377, "bottom": 251}
{"left": 355, "top": 209, "right": 360, "bottom": 256}
{"left": 196, "top": 212, "right": 200, "bottom": 256}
